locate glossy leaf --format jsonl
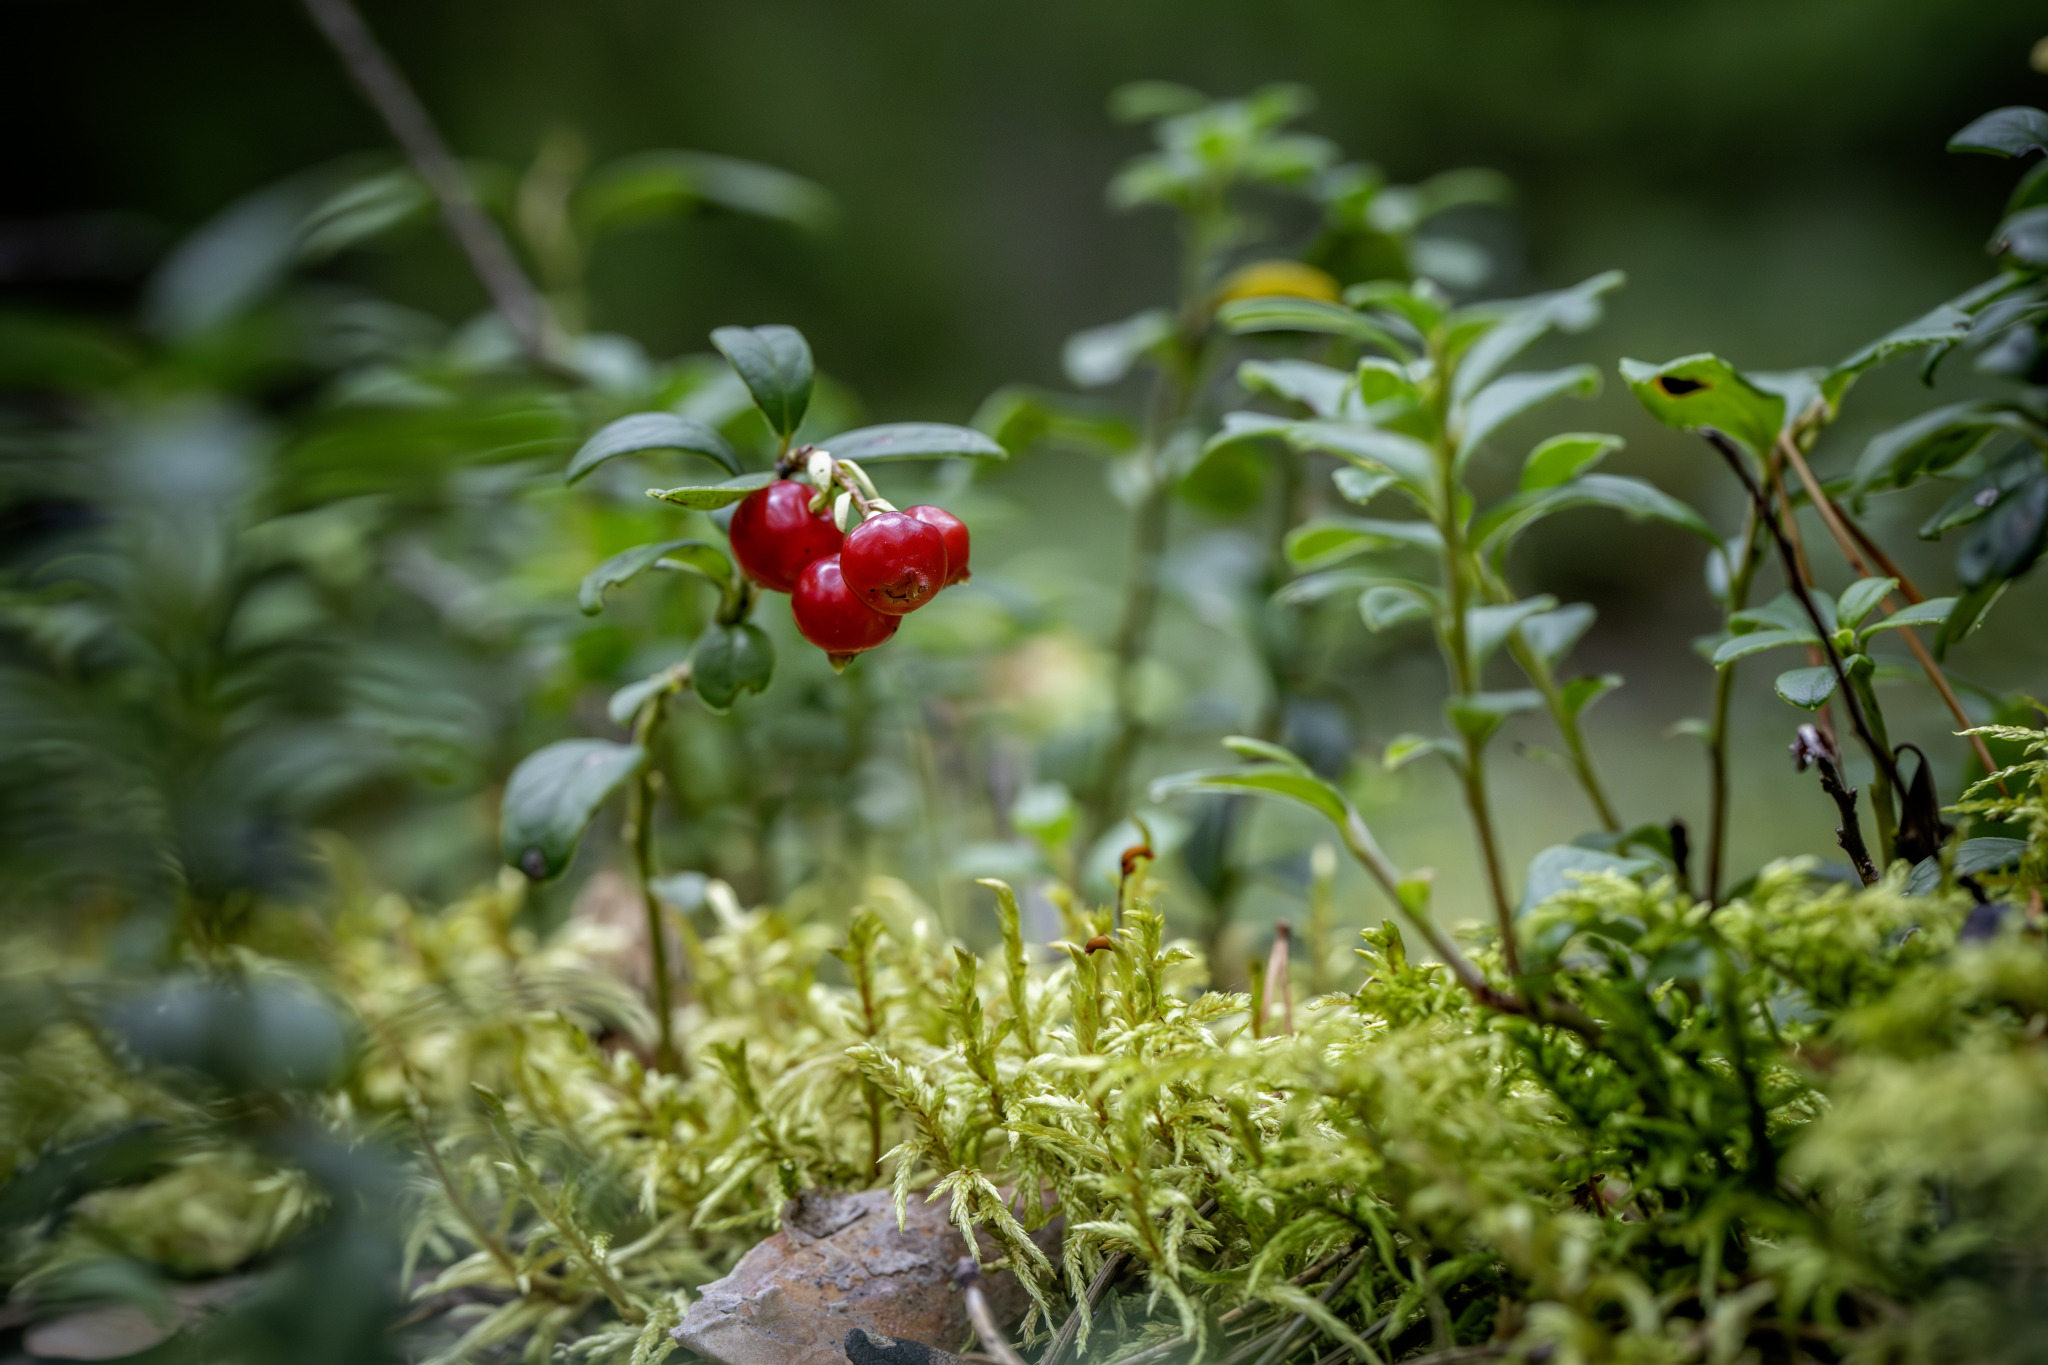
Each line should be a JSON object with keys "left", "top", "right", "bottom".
{"left": 1711, "top": 628, "right": 1814, "bottom": 667}
{"left": 1822, "top": 304, "right": 1972, "bottom": 413}
{"left": 579, "top": 538, "right": 727, "bottom": 615}
{"left": 1457, "top": 365, "right": 1600, "bottom": 462}
{"left": 1150, "top": 763, "right": 1350, "bottom": 828}
{"left": 1521, "top": 433, "right": 1622, "bottom": 491}
{"left": 567, "top": 412, "right": 740, "bottom": 484}
{"left": 1835, "top": 577, "right": 1898, "bottom": 630}
{"left": 500, "top": 740, "right": 647, "bottom": 881}
{"left": 1451, "top": 271, "right": 1624, "bottom": 403}
{"left": 1284, "top": 516, "right": 1442, "bottom": 568}
{"left": 1518, "top": 602, "right": 1597, "bottom": 668}
{"left": 1858, "top": 597, "right": 1956, "bottom": 640}
{"left": 1958, "top": 474, "right": 2048, "bottom": 587}
{"left": 1950, "top": 106, "right": 2048, "bottom": 158}
{"left": 647, "top": 471, "right": 776, "bottom": 510}
{"left": 1619, "top": 354, "right": 1785, "bottom": 457}
{"left": 1064, "top": 309, "right": 1172, "bottom": 388}
{"left": 1774, "top": 665, "right": 1839, "bottom": 710}
{"left": 819, "top": 422, "right": 1006, "bottom": 462}
{"left": 711, "top": 325, "right": 814, "bottom": 435}
{"left": 1474, "top": 474, "right": 1720, "bottom": 561}
{"left": 1996, "top": 206, "right": 2048, "bottom": 268}
{"left": 691, "top": 622, "right": 775, "bottom": 711}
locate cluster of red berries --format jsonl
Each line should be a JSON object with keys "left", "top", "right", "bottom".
{"left": 728, "top": 479, "right": 969, "bottom": 661}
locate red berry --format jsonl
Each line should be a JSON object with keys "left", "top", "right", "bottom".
{"left": 840, "top": 511, "right": 948, "bottom": 615}
{"left": 905, "top": 505, "right": 970, "bottom": 585}
{"left": 728, "top": 479, "right": 843, "bottom": 593}
{"left": 792, "top": 554, "right": 899, "bottom": 659}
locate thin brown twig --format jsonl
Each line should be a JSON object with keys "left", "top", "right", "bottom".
{"left": 1775, "top": 436, "right": 2004, "bottom": 788}
{"left": 297, "top": 0, "right": 557, "bottom": 368}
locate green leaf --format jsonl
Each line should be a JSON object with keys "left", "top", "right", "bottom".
{"left": 1384, "top": 734, "right": 1456, "bottom": 771}
{"left": 1521, "top": 433, "right": 1622, "bottom": 491}
{"left": 1773, "top": 665, "right": 1838, "bottom": 710}
{"left": 1446, "top": 690, "right": 1542, "bottom": 745}
{"left": 1237, "top": 359, "right": 1357, "bottom": 418}
{"left": 1109, "top": 80, "right": 1209, "bottom": 122}
{"left": 1857, "top": 597, "right": 1956, "bottom": 641}
{"left": 1063, "top": 309, "right": 1173, "bottom": 388}
{"left": 499, "top": 740, "right": 647, "bottom": 881}
{"left": 1711, "top": 628, "right": 1813, "bottom": 666}
{"left": 575, "top": 150, "right": 835, "bottom": 235}
{"left": 711, "top": 324, "right": 814, "bottom": 436}
{"left": 1221, "top": 735, "right": 1313, "bottom": 771}
{"left": 1834, "top": 577, "right": 1898, "bottom": 630}
{"left": 1284, "top": 516, "right": 1442, "bottom": 569}
{"left": 690, "top": 622, "right": 775, "bottom": 711}
{"left": 1274, "top": 569, "right": 1425, "bottom": 608}
{"left": 1332, "top": 465, "right": 1394, "bottom": 505}
{"left": 1473, "top": 474, "right": 1720, "bottom": 561}
{"left": 579, "top": 538, "right": 728, "bottom": 615}
{"left": 972, "top": 385, "right": 1137, "bottom": 458}
{"left": 1216, "top": 297, "right": 1411, "bottom": 356}
{"left": 1451, "top": 271, "right": 1624, "bottom": 403}
{"left": 1992, "top": 206, "right": 2048, "bottom": 268}
{"left": 1731, "top": 589, "right": 1833, "bottom": 636}
{"left": 820, "top": 422, "right": 1006, "bottom": 462}
{"left": 567, "top": 412, "right": 741, "bottom": 483}
{"left": 1957, "top": 474, "right": 2048, "bottom": 587}
{"left": 647, "top": 471, "right": 776, "bottom": 510}
{"left": 1822, "top": 304, "right": 1972, "bottom": 413}
{"left": 607, "top": 667, "right": 687, "bottom": 729}
{"left": 1467, "top": 597, "right": 1557, "bottom": 672}
{"left": 1361, "top": 584, "right": 1435, "bottom": 631}
{"left": 1849, "top": 401, "right": 2027, "bottom": 501}
{"left": 1517, "top": 602, "right": 1596, "bottom": 668}
{"left": 1937, "top": 580, "right": 2007, "bottom": 657}
{"left": 1279, "top": 421, "right": 1438, "bottom": 507}
{"left": 1560, "top": 673, "right": 1621, "bottom": 721}
{"left": 1956, "top": 836, "right": 2029, "bottom": 875}
{"left": 1950, "top": 106, "right": 2048, "bottom": 158}
{"left": 1150, "top": 766, "right": 1350, "bottom": 828}
{"left": 1457, "top": 365, "right": 1600, "bottom": 462}
{"left": 1618, "top": 354, "right": 1785, "bottom": 457}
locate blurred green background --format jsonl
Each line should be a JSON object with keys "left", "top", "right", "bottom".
{"left": 6, "top": 0, "right": 2048, "bottom": 948}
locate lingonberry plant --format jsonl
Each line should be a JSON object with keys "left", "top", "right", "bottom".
{"left": 500, "top": 322, "right": 998, "bottom": 1065}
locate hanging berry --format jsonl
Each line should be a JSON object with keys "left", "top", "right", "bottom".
{"left": 792, "top": 554, "right": 900, "bottom": 661}
{"left": 840, "top": 510, "right": 949, "bottom": 615}
{"left": 729, "top": 479, "right": 844, "bottom": 593}
{"left": 904, "top": 505, "right": 970, "bottom": 585}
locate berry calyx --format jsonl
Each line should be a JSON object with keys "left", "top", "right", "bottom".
{"left": 728, "top": 479, "right": 844, "bottom": 593}
{"left": 840, "top": 511, "right": 948, "bottom": 615}
{"left": 904, "top": 505, "right": 970, "bottom": 585}
{"left": 792, "top": 554, "right": 899, "bottom": 660}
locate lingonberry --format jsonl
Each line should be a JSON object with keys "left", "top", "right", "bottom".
{"left": 904, "top": 505, "right": 970, "bottom": 585}
{"left": 728, "top": 479, "right": 843, "bottom": 593}
{"left": 792, "top": 554, "right": 899, "bottom": 658}
{"left": 840, "top": 511, "right": 948, "bottom": 615}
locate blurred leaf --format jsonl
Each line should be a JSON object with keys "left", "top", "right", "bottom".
{"left": 1451, "top": 271, "right": 1623, "bottom": 404}
{"left": 499, "top": 740, "right": 647, "bottom": 881}
{"left": 1774, "top": 665, "right": 1839, "bottom": 710}
{"left": 1519, "top": 845, "right": 1656, "bottom": 915}
{"left": 144, "top": 177, "right": 327, "bottom": 338}
{"left": 1957, "top": 473, "right": 2048, "bottom": 587}
{"left": 1063, "top": 309, "right": 1173, "bottom": 388}
{"left": 1474, "top": 474, "right": 1720, "bottom": 562}
{"left": 298, "top": 167, "right": 431, "bottom": 261}
{"left": 1733, "top": 589, "right": 1834, "bottom": 636}
{"left": 690, "top": 622, "right": 775, "bottom": 712}
{"left": 1822, "top": 303, "right": 1972, "bottom": 413}
{"left": 711, "top": 325, "right": 813, "bottom": 436}
{"left": 1849, "top": 401, "right": 2029, "bottom": 500}
{"left": 566, "top": 412, "right": 740, "bottom": 483}
{"left": 1992, "top": 206, "right": 2048, "bottom": 268}
{"left": 1280, "top": 421, "right": 1438, "bottom": 505}
{"left": 819, "top": 422, "right": 1006, "bottom": 461}
{"left": 0, "top": 312, "right": 138, "bottom": 391}
{"left": 1521, "top": 433, "right": 1622, "bottom": 491}
{"left": 1360, "top": 584, "right": 1434, "bottom": 631}
{"left": 973, "top": 386, "right": 1136, "bottom": 457}
{"left": 578, "top": 539, "right": 727, "bottom": 615}
{"left": 1284, "top": 516, "right": 1441, "bottom": 568}
{"left": 1446, "top": 690, "right": 1542, "bottom": 744}
{"left": 647, "top": 471, "right": 775, "bottom": 509}
{"left": 1467, "top": 596, "right": 1557, "bottom": 672}
{"left": 1384, "top": 734, "right": 1456, "bottom": 771}
{"left": 1518, "top": 602, "right": 1596, "bottom": 667}
{"left": 1237, "top": 359, "right": 1356, "bottom": 418}
{"left": 1152, "top": 759, "right": 1350, "bottom": 828}
{"left": 1457, "top": 365, "right": 1601, "bottom": 463}
{"left": 1950, "top": 106, "right": 2048, "bottom": 158}
{"left": 1332, "top": 465, "right": 1394, "bottom": 505}
{"left": 1618, "top": 353, "right": 1784, "bottom": 457}
{"left": 1217, "top": 297, "right": 1410, "bottom": 355}
{"left": 607, "top": 666, "right": 687, "bottom": 728}
{"left": 576, "top": 150, "right": 835, "bottom": 236}
{"left": 1560, "top": 673, "right": 1621, "bottom": 721}
{"left": 1109, "top": 80, "right": 1209, "bottom": 123}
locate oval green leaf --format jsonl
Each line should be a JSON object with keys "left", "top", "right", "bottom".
{"left": 1773, "top": 665, "right": 1839, "bottom": 710}
{"left": 711, "top": 324, "right": 814, "bottom": 436}
{"left": 566, "top": 412, "right": 740, "bottom": 483}
{"left": 818, "top": 422, "right": 1007, "bottom": 462}
{"left": 500, "top": 740, "right": 648, "bottom": 881}
{"left": 647, "top": 471, "right": 776, "bottom": 510}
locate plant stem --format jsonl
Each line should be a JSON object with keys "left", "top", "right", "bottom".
{"left": 297, "top": 0, "right": 557, "bottom": 369}
{"left": 1706, "top": 509, "right": 1766, "bottom": 907}
{"left": 629, "top": 693, "right": 682, "bottom": 1074}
